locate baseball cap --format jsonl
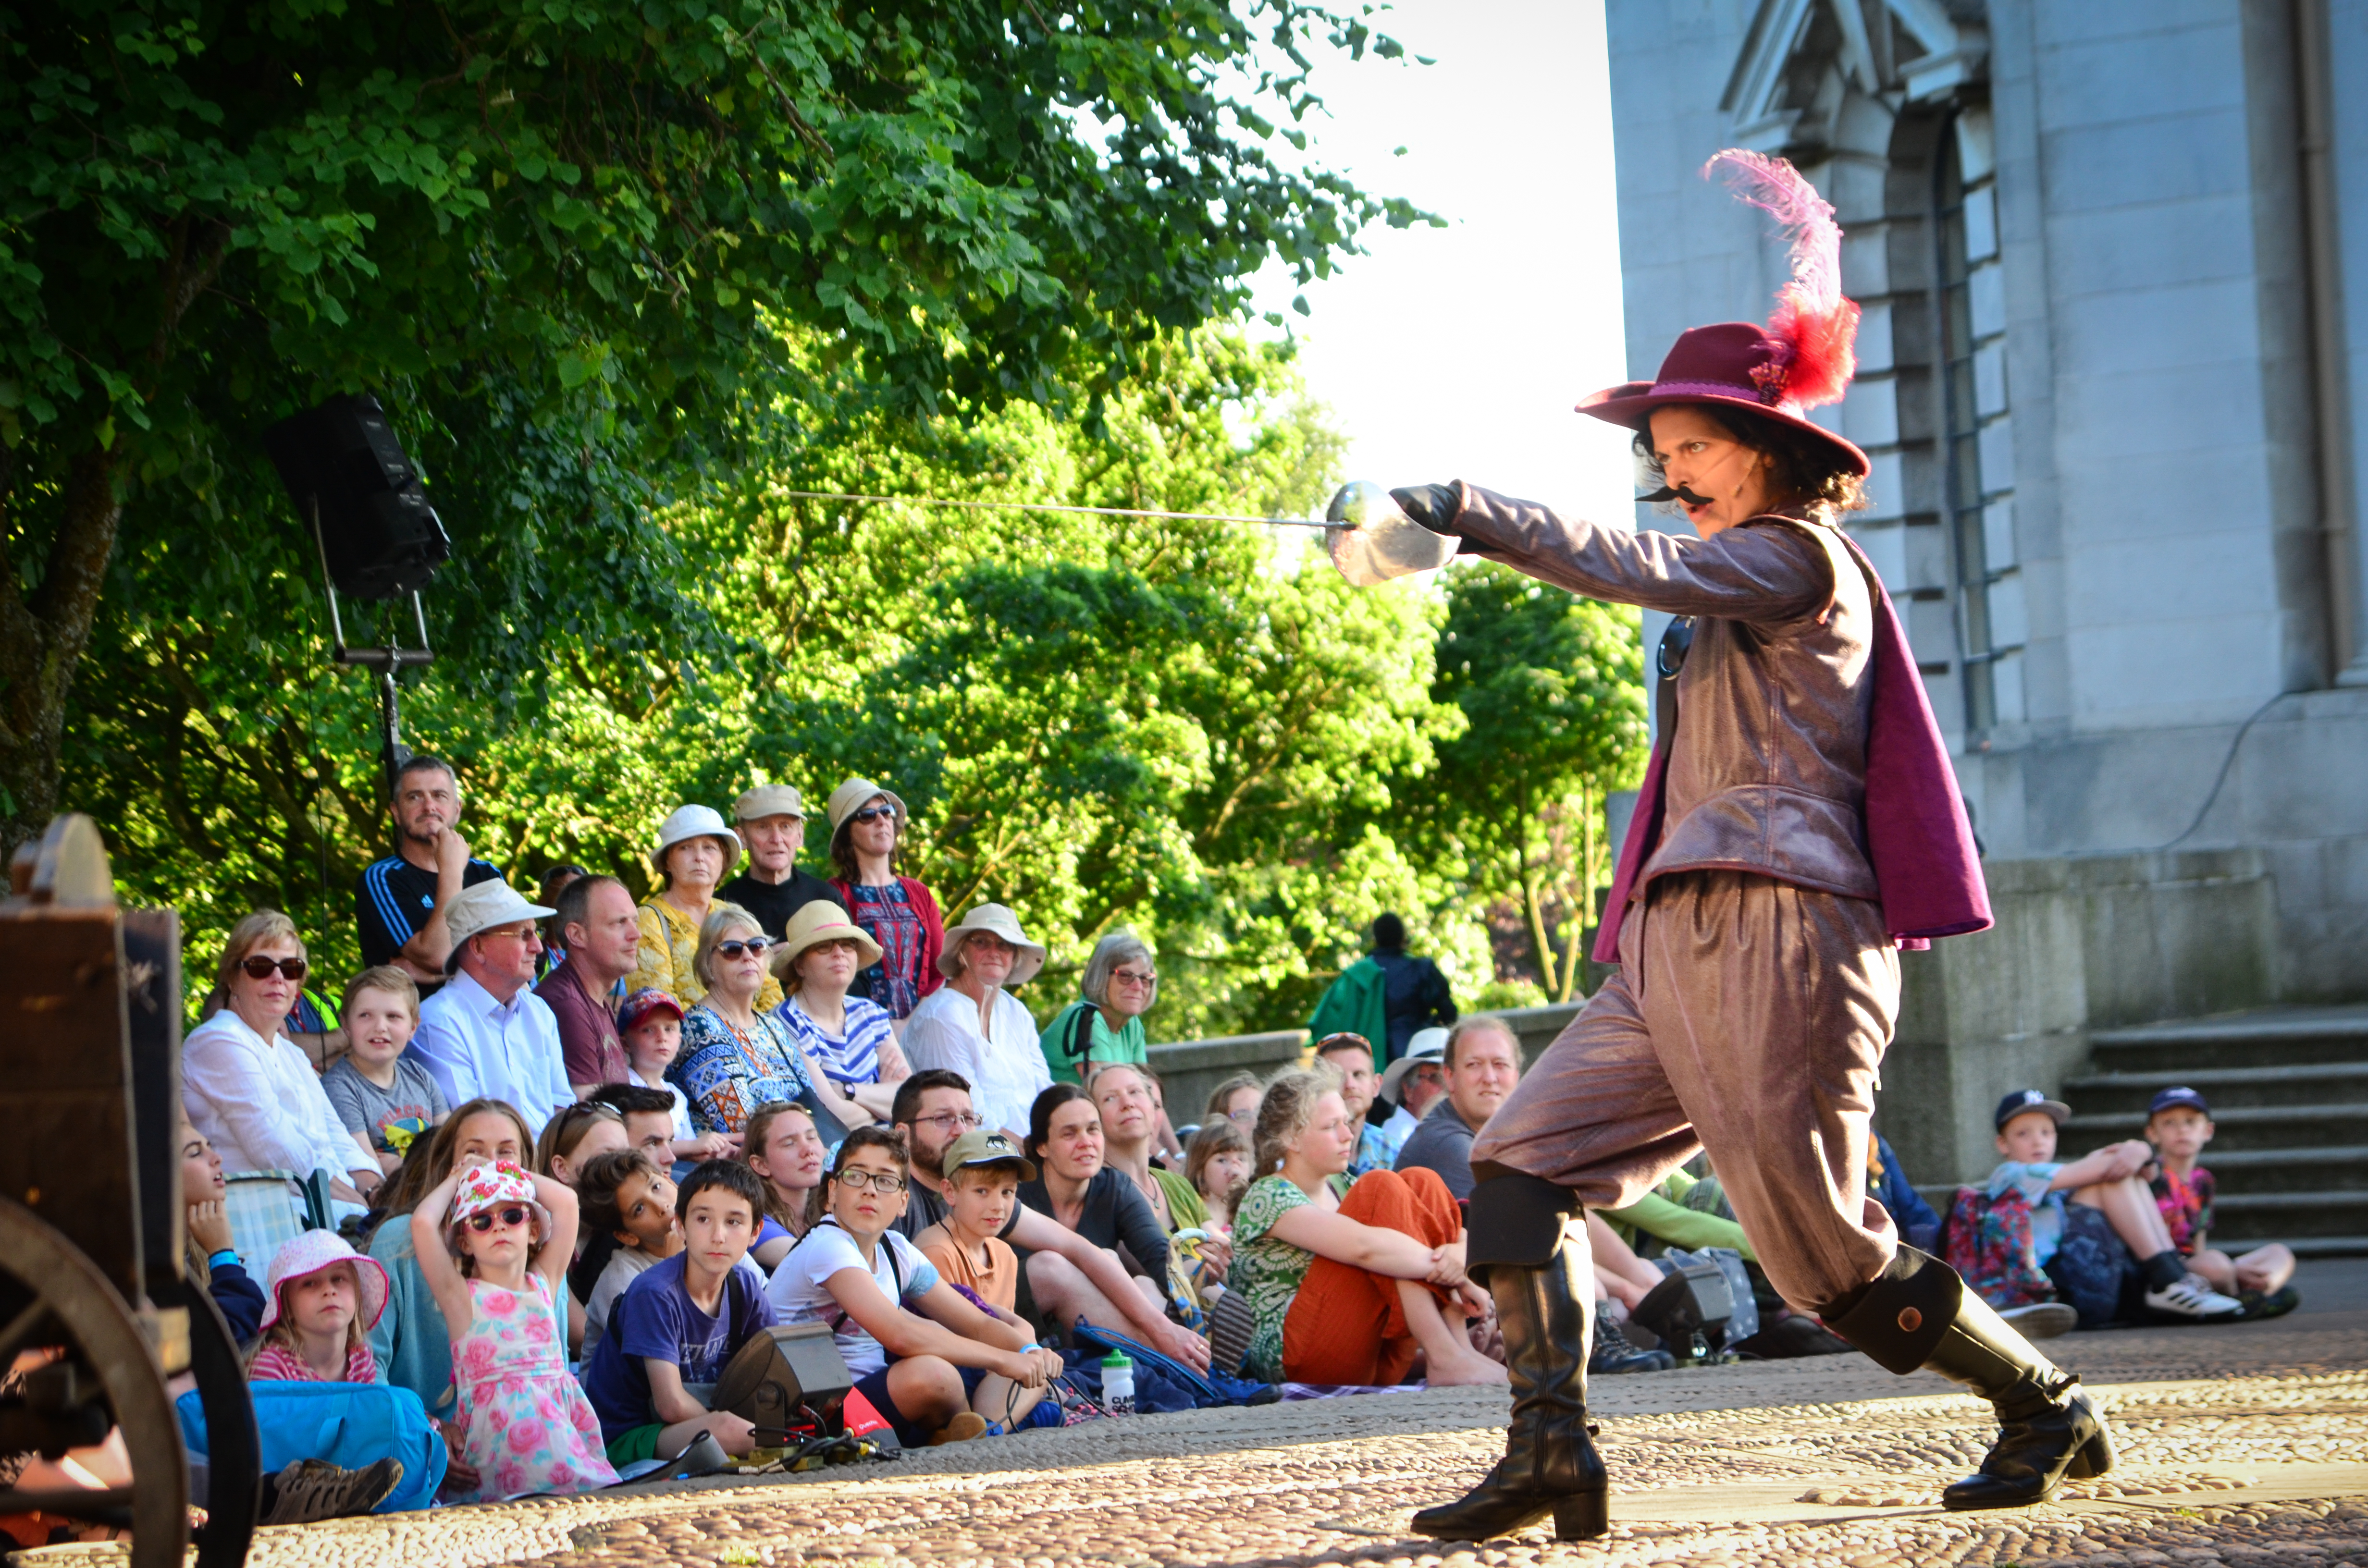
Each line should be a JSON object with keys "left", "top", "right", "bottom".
{"left": 941, "top": 1127, "right": 1037, "bottom": 1183}
{"left": 1993, "top": 1088, "right": 2071, "bottom": 1131}
{"left": 618, "top": 987, "right": 686, "bottom": 1034}
{"left": 2147, "top": 1086, "right": 2211, "bottom": 1118}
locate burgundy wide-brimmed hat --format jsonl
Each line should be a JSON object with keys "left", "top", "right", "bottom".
{"left": 1580, "top": 152, "right": 1871, "bottom": 479}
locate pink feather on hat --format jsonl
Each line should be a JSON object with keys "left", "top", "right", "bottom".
{"left": 1704, "top": 149, "right": 1861, "bottom": 410}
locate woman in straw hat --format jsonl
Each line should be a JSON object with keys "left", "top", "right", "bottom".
{"left": 823, "top": 777, "right": 945, "bottom": 1026}
{"left": 771, "top": 899, "right": 912, "bottom": 1124}
{"left": 900, "top": 904, "right": 1052, "bottom": 1144}
{"left": 1332, "top": 153, "right": 2101, "bottom": 1539}
{"left": 628, "top": 804, "right": 783, "bottom": 1012}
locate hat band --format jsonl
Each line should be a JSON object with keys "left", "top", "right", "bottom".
{"left": 1647, "top": 378, "right": 1804, "bottom": 416}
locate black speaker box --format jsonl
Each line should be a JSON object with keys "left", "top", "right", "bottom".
{"left": 712, "top": 1323, "right": 855, "bottom": 1437}
{"left": 264, "top": 392, "right": 450, "bottom": 601}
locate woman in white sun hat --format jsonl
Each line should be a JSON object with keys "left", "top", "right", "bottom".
{"left": 899, "top": 904, "right": 1052, "bottom": 1143}
{"left": 628, "top": 804, "right": 782, "bottom": 1012}
{"left": 823, "top": 777, "right": 945, "bottom": 1026}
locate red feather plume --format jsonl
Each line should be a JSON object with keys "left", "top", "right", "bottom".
{"left": 1703, "top": 149, "right": 1861, "bottom": 410}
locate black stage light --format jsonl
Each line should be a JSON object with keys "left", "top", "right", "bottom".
{"left": 264, "top": 392, "right": 450, "bottom": 601}
{"left": 712, "top": 1323, "right": 856, "bottom": 1438}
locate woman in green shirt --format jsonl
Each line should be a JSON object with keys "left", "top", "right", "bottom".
{"left": 1041, "top": 931, "right": 1181, "bottom": 1154}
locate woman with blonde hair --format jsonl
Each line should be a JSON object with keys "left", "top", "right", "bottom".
{"left": 1228, "top": 1067, "right": 1504, "bottom": 1389}
{"left": 182, "top": 909, "right": 381, "bottom": 1204}
{"left": 673, "top": 906, "right": 825, "bottom": 1135}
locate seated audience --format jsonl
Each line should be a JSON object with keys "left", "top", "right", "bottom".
{"left": 1232, "top": 1068, "right": 1504, "bottom": 1387}
{"left": 744, "top": 1100, "right": 829, "bottom": 1267}
{"left": 367, "top": 1096, "right": 535, "bottom": 1496}
{"left": 535, "top": 874, "right": 641, "bottom": 1094}
{"left": 1597, "top": 1164, "right": 1755, "bottom": 1261}
{"left": 594, "top": 1080, "right": 735, "bottom": 1165}
{"left": 355, "top": 754, "right": 502, "bottom": 990}
{"left": 534, "top": 1100, "right": 629, "bottom": 1187}
{"left": 1016, "top": 1084, "right": 1173, "bottom": 1312}
{"left": 631, "top": 806, "right": 784, "bottom": 1011}
{"left": 823, "top": 778, "right": 945, "bottom": 1024}
{"left": 579, "top": 1160, "right": 777, "bottom": 1466}
{"left": 2144, "top": 1087, "right": 2296, "bottom": 1309}
{"left": 1313, "top": 1032, "right": 1391, "bottom": 1177}
{"left": 718, "top": 784, "right": 848, "bottom": 938}
{"left": 248, "top": 1232, "right": 390, "bottom": 1384}
{"left": 1092, "top": 1064, "right": 1227, "bottom": 1288}
{"left": 1868, "top": 1131, "right": 1943, "bottom": 1254}
{"left": 902, "top": 905, "right": 1054, "bottom": 1143}
{"left": 771, "top": 900, "right": 909, "bottom": 1125}
{"left": 1394, "top": 1016, "right": 1522, "bottom": 1200}
{"left": 183, "top": 910, "right": 378, "bottom": 1204}
{"left": 1986, "top": 1089, "right": 2243, "bottom": 1325}
{"left": 618, "top": 988, "right": 693, "bottom": 1132}
{"left": 1038, "top": 930, "right": 1158, "bottom": 1085}
{"left": 413, "top": 1158, "right": 617, "bottom": 1498}
{"left": 887, "top": 1071, "right": 1210, "bottom": 1370}
{"left": 1185, "top": 1118, "right": 1253, "bottom": 1233}
{"left": 1206, "top": 1074, "right": 1261, "bottom": 1130}
{"left": 570, "top": 1148, "right": 682, "bottom": 1357}
{"left": 675, "top": 906, "right": 819, "bottom": 1136}
{"left": 1372, "top": 1030, "right": 1449, "bottom": 1169}
{"left": 765, "top": 1129, "right": 1060, "bottom": 1446}
{"left": 406, "top": 881, "right": 574, "bottom": 1139}
{"left": 322, "top": 967, "right": 447, "bottom": 1179}
{"left": 535, "top": 863, "right": 590, "bottom": 976}
{"left": 913, "top": 1130, "right": 1034, "bottom": 1315}
{"left": 181, "top": 1122, "right": 266, "bottom": 1344}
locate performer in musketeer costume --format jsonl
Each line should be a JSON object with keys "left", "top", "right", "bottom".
{"left": 1326, "top": 152, "right": 2115, "bottom": 1540}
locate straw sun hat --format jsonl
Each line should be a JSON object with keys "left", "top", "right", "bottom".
{"left": 768, "top": 899, "right": 885, "bottom": 979}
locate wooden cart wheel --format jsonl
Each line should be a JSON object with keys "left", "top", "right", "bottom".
{"left": 0, "top": 1196, "right": 188, "bottom": 1568}
{"left": 153, "top": 1272, "right": 259, "bottom": 1568}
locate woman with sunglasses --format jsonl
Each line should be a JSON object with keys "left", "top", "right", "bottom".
{"left": 673, "top": 907, "right": 832, "bottom": 1137}
{"left": 183, "top": 910, "right": 382, "bottom": 1206}
{"left": 823, "top": 778, "right": 945, "bottom": 1029}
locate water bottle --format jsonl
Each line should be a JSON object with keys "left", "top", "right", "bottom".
{"left": 1099, "top": 1349, "right": 1135, "bottom": 1416}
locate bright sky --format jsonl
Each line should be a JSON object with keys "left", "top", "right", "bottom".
{"left": 1246, "top": 0, "right": 1638, "bottom": 524}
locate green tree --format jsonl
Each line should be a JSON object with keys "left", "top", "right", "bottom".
{"left": 1, "top": 0, "right": 1430, "bottom": 840}
{"left": 1429, "top": 561, "right": 1647, "bottom": 1002}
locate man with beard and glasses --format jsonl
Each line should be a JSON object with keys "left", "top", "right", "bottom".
{"left": 1330, "top": 152, "right": 2101, "bottom": 1540}
{"left": 888, "top": 1070, "right": 1209, "bottom": 1371}
{"left": 356, "top": 755, "right": 505, "bottom": 996}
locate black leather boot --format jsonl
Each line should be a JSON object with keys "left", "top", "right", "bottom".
{"left": 1826, "top": 1247, "right": 2115, "bottom": 1510}
{"left": 1412, "top": 1175, "right": 1608, "bottom": 1542}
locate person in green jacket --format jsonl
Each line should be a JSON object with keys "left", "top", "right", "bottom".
{"left": 1308, "top": 914, "right": 1456, "bottom": 1069}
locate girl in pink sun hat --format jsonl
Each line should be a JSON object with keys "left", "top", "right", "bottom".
{"left": 411, "top": 1158, "right": 617, "bottom": 1500}
{"left": 247, "top": 1230, "right": 392, "bottom": 1384}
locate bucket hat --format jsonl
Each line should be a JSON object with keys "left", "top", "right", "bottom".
{"left": 733, "top": 784, "right": 807, "bottom": 823}
{"left": 942, "top": 1127, "right": 1038, "bottom": 1183}
{"left": 650, "top": 804, "right": 744, "bottom": 876}
{"left": 1380, "top": 1032, "right": 1449, "bottom": 1105}
{"left": 446, "top": 1159, "right": 553, "bottom": 1246}
{"left": 769, "top": 898, "right": 885, "bottom": 980}
{"left": 937, "top": 903, "right": 1046, "bottom": 985}
{"left": 259, "top": 1230, "right": 392, "bottom": 1332}
{"left": 443, "top": 879, "right": 557, "bottom": 973}
{"left": 826, "top": 778, "right": 909, "bottom": 834}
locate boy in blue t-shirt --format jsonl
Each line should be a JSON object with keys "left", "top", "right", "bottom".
{"left": 579, "top": 1161, "right": 776, "bottom": 1466}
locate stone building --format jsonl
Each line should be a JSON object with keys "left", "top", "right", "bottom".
{"left": 1603, "top": 0, "right": 2368, "bottom": 1188}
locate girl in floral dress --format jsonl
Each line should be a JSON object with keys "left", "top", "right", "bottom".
{"left": 411, "top": 1159, "right": 618, "bottom": 1500}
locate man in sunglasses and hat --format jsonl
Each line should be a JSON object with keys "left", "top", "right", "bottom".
{"left": 1330, "top": 152, "right": 2105, "bottom": 1538}
{"left": 407, "top": 880, "right": 574, "bottom": 1139}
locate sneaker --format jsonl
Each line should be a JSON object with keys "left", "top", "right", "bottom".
{"left": 1998, "top": 1301, "right": 2080, "bottom": 1340}
{"left": 2237, "top": 1284, "right": 2300, "bottom": 1321}
{"left": 2144, "top": 1273, "right": 2246, "bottom": 1320}
{"left": 260, "top": 1458, "right": 403, "bottom": 1526}
{"left": 929, "top": 1412, "right": 990, "bottom": 1445}
{"left": 1588, "top": 1336, "right": 1674, "bottom": 1374}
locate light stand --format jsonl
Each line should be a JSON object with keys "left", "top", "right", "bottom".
{"left": 310, "top": 498, "right": 436, "bottom": 800}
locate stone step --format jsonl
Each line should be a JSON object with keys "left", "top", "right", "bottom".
{"left": 2086, "top": 1005, "right": 2368, "bottom": 1076}
{"left": 2210, "top": 1189, "right": 2368, "bottom": 1242}
{"left": 2246, "top": 1235, "right": 2368, "bottom": 1258}
{"left": 2157, "top": 1144, "right": 2368, "bottom": 1193}
{"left": 2061, "top": 1062, "right": 2368, "bottom": 1115}
{"left": 2063, "top": 1102, "right": 2368, "bottom": 1152}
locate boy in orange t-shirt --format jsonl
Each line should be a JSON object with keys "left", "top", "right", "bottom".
{"left": 914, "top": 1129, "right": 1032, "bottom": 1315}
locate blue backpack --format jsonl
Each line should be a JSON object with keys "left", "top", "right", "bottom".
{"left": 178, "top": 1380, "right": 447, "bottom": 1514}
{"left": 1064, "top": 1322, "right": 1276, "bottom": 1411}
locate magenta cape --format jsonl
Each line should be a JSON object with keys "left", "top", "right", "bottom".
{"left": 1591, "top": 531, "right": 1992, "bottom": 965}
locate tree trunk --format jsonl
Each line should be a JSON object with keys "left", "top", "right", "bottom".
{"left": 0, "top": 446, "right": 122, "bottom": 847}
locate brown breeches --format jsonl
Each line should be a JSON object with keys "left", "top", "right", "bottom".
{"left": 1282, "top": 1167, "right": 1464, "bottom": 1385}
{"left": 1468, "top": 870, "right": 1902, "bottom": 1313}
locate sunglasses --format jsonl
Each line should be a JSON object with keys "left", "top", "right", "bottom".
{"left": 464, "top": 1205, "right": 531, "bottom": 1233}
{"left": 849, "top": 805, "right": 896, "bottom": 824}
{"left": 239, "top": 955, "right": 308, "bottom": 982}
{"left": 717, "top": 937, "right": 775, "bottom": 959}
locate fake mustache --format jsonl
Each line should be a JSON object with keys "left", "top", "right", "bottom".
{"left": 1638, "top": 483, "right": 1715, "bottom": 508}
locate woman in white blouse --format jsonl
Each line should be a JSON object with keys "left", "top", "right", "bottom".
{"left": 183, "top": 910, "right": 379, "bottom": 1203}
{"left": 899, "top": 905, "right": 1052, "bottom": 1143}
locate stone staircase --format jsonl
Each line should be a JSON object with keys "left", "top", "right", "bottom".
{"left": 2059, "top": 1005, "right": 2368, "bottom": 1258}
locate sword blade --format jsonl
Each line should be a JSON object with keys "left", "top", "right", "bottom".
{"left": 772, "top": 489, "right": 1340, "bottom": 529}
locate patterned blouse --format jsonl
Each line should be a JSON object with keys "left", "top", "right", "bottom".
{"left": 2149, "top": 1164, "right": 2216, "bottom": 1256}
{"left": 629, "top": 896, "right": 784, "bottom": 1013}
{"left": 845, "top": 881, "right": 933, "bottom": 1018}
{"left": 1230, "top": 1175, "right": 1319, "bottom": 1383}
{"left": 671, "top": 1001, "right": 814, "bottom": 1135}
{"left": 776, "top": 992, "right": 896, "bottom": 1089}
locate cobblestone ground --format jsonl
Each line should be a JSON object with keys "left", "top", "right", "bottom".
{"left": 23, "top": 1264, "right": 2368, "bottom": 1568}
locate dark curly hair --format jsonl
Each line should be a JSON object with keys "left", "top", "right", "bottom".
{"left": 1631, "top": 403, "right": 1869, "bottom": 518}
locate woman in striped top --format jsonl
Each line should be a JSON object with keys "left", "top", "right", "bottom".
{"left": 772, "top": 899, "right": 910, "bottom": 1125}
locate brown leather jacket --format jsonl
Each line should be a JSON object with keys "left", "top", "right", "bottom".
{"left": 1445, "top": 483, "right": 1879, "bottom": 903}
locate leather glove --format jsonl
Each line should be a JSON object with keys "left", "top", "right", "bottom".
{"left": 1388, "top": 483, "right": 1463, "bottom": 532}
{"left": 1326, "top": 480, "right": 1460, "bottom": 587}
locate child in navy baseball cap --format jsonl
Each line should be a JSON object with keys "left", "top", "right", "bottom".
{"left": 2142, "top": 1086, "right": 2297, "bottom": 1316}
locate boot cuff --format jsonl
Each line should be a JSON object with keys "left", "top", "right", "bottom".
{"left": 1825, "top": 1247, "right": 1962, "bottom": 1374}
